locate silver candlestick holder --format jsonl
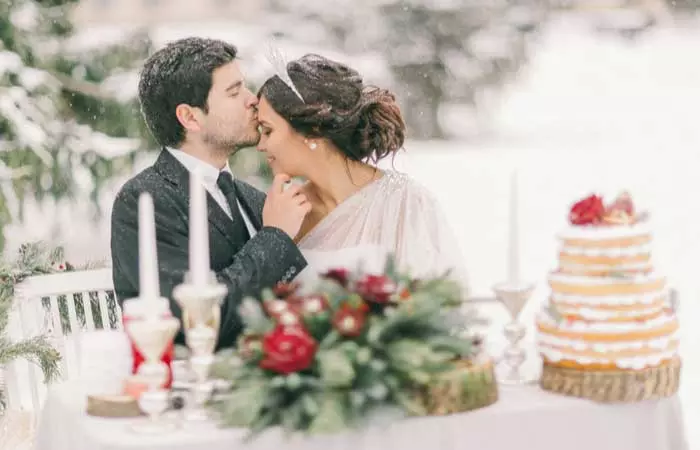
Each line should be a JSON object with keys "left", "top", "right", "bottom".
{"left": 125, "top": 315, "right": 180, "bottom": 434}
{"left": 172, "top": 272, "right": 227, "bottom": 422}
{"left": 492, "top": 281, "right": 537, "bottom": 386}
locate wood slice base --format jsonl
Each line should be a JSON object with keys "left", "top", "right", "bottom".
{"left": 540, "top": 357, "right": 681, "bottom": 403}
{"left": 415, "top": 358, "right": 499, "bottom": 416}
{"left": 86, "top": 395, "right": 142, "bottom": 417}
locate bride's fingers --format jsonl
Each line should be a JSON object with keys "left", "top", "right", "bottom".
{"left": 271, "top": 173, "right": 291, "bottom": 193}
{"left": 284, "top": 184, "right": 302, "bottom": 197}
{"left": 296, "top": 195, "right": 309, "bottom": 206}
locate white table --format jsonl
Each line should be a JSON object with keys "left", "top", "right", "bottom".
{"left": 34, "top": 381, "right": 689, "bottom": 450}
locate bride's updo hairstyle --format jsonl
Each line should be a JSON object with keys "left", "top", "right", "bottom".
{"left": 258, "top": 54, "right": 405, "bottom": 163}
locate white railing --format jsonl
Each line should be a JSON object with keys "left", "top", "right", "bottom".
{"left": 3, "top": 268, "right": 121, "bottom": 414}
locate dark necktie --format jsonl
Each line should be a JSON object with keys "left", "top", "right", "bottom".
{"left": 216, "top": 171, "right": 251, "bottom": 241}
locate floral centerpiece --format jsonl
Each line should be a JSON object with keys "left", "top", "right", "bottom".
{"left": 210, "top": 256, "right": 497, "bottom": 438}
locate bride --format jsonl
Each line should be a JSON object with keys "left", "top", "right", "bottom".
{"left": 256, "top": 54, "right": 469, "bottom": 292}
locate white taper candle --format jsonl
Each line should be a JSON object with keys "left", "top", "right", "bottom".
{"left": 138, "top": 192, "right": 160, "bottom": 301}
{"left": 508, "top": 169, "right": 520, "bottom": 285}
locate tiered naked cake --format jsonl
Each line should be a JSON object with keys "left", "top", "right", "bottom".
{"left": 537, "top": 192, "right": 681, "bottom": 402}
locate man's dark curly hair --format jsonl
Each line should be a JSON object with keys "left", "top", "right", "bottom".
{"left": 138, "top": 37, "right": 238, "bottom": 148}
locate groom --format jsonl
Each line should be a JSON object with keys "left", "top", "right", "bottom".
{"left": 110, "top": 37, "right": 310, "bottom": 348}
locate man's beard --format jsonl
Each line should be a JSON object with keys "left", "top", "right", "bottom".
{"left": 203, "top": 129, "right": 260, "bottom": 154}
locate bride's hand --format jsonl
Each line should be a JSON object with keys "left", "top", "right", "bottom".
{"left": 263, "top": 173, "right": 312, "bottom": 239}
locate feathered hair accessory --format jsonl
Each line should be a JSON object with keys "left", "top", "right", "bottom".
{"left": 264, "top": 39, "right": 305, "bottom": 103}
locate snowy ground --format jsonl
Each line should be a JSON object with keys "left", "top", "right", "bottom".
{"left": 5, "top": 15, "right": 700, "bottom": 447}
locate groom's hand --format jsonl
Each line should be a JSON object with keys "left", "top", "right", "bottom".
{"left": 263, "top": 174, "right": 311, "bottom": 239}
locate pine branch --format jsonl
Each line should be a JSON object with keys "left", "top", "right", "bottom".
{"left": 0, "top": 242, "right": 64, "bottom": 395}
{"left": 50, "top": 71, "right": 114, "bottom": 101}
{"left": 0, "top": 2, "right": 153, "bottom": 251}
{"left": 0, "top": 336, "right": 61, "bottom": 383}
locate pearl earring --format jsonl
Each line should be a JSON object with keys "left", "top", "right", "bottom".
{"left": 309, "top": 142, "right": 317, "bottom": 150}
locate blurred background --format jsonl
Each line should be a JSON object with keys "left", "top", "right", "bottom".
{"left": 2, "top": 0, "right": 700, "bottom": 445}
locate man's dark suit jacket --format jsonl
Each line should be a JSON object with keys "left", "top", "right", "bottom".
{"left": 110, "top": 149, "right": 307, "bottom": 348}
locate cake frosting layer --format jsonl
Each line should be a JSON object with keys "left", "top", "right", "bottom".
{"left": 550, "top": 290, "right": 666, "bottom": 307}
{"left": 557, "top": 220, "right": 651, "bottom": 242}
{"left": 560, "top": 242, "right": 652, "bottom": 257}
{"left": 537, "top": 312, "right": 679, "bottom": 370}
{"left": 539, "top": 346, "right": 677, "bottom": 370}
{"left": 558, "top": 261, "right": 653, "bottom": 276}
{"left": 553, "top": 303, "right": 664, "bottom": 321}
{"left": 548, "top": 272, "right": 665, "bottom": 296}
{"left": 537, "top": 311, "right": 677, "bottom": 339}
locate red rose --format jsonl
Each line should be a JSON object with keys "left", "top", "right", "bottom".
{"left": 332, "top": 304, "right": 367, "bottom": 337}
{"left": 259, "top": 325, "right": 317, "bottom": 374}
{"left": 355, "top": 274, "right": 397, "bottom": 304}
{"left": 569, "top": 195, "right": 605, "bottom": 225}
{"left": 321, "top": 268, "right": 351, "bottom": 287}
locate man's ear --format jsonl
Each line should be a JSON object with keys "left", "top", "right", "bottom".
{"left": 175, "top": 104, "right": 204, "bottom": 133}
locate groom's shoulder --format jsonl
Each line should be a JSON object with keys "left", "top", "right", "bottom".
{"left": 114, "top": 165, "right": 161, "bottom": 203}
{"left": 112, "top": 161, "right": 182, "bottom": 217}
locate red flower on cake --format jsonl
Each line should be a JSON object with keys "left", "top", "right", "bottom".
{"left": 603, "top": 191, "right": 636, "bottom": 225}
{"left": 609, "top": 191, "right": 635, "bottom": 216}
{"left": 355, "top": 274, "right": 397, "bottom": 304}
{"left": 259, "top": 324, "right": 317, "bottom": 374}
{"left": 569, "top": 194, "right": 605, "bottom": 225}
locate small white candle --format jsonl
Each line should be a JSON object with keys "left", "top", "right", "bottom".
{"left": 138, "top": 193, "right": 159, "bottom": 301}
{"left": 189, "top": 170, "right": 210, "bottom": 286}
{"left": 507, "top": 169, "right": 520, "bottom": 285}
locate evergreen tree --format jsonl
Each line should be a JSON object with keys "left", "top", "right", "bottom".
{"left": 0, "top": 0, "right": 153, "bottom": 252}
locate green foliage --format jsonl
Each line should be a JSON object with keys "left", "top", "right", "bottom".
{"left": 0, "top": 242, "right": 65, "bottom": 409}
{"left": 0, "top": 0, "right": 153, "bottom": 252}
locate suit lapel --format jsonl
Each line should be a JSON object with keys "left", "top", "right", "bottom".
{"left": 153, "top": 149, "right": 243, "bottom": 248}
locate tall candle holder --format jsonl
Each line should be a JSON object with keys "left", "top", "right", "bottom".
{"left": 492, "top": 281, "right": 537, "bottom": 386}
{"left": 125, "top": 316, "right": 180, "bottom": 433}
{"left": 172, "top": 273, "right": 227, "bottom": 422}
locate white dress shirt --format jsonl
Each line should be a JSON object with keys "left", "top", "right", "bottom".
{"left": 167, "top": 147, "right": 257, "bottom": 238}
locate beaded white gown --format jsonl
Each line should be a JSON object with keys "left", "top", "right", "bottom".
{"left": 295, "top": 171, "right": 469, "bottom": 294}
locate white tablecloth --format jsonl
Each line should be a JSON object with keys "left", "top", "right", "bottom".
{"left": 34, "top": 382, "right": 689, "bottom": 450}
